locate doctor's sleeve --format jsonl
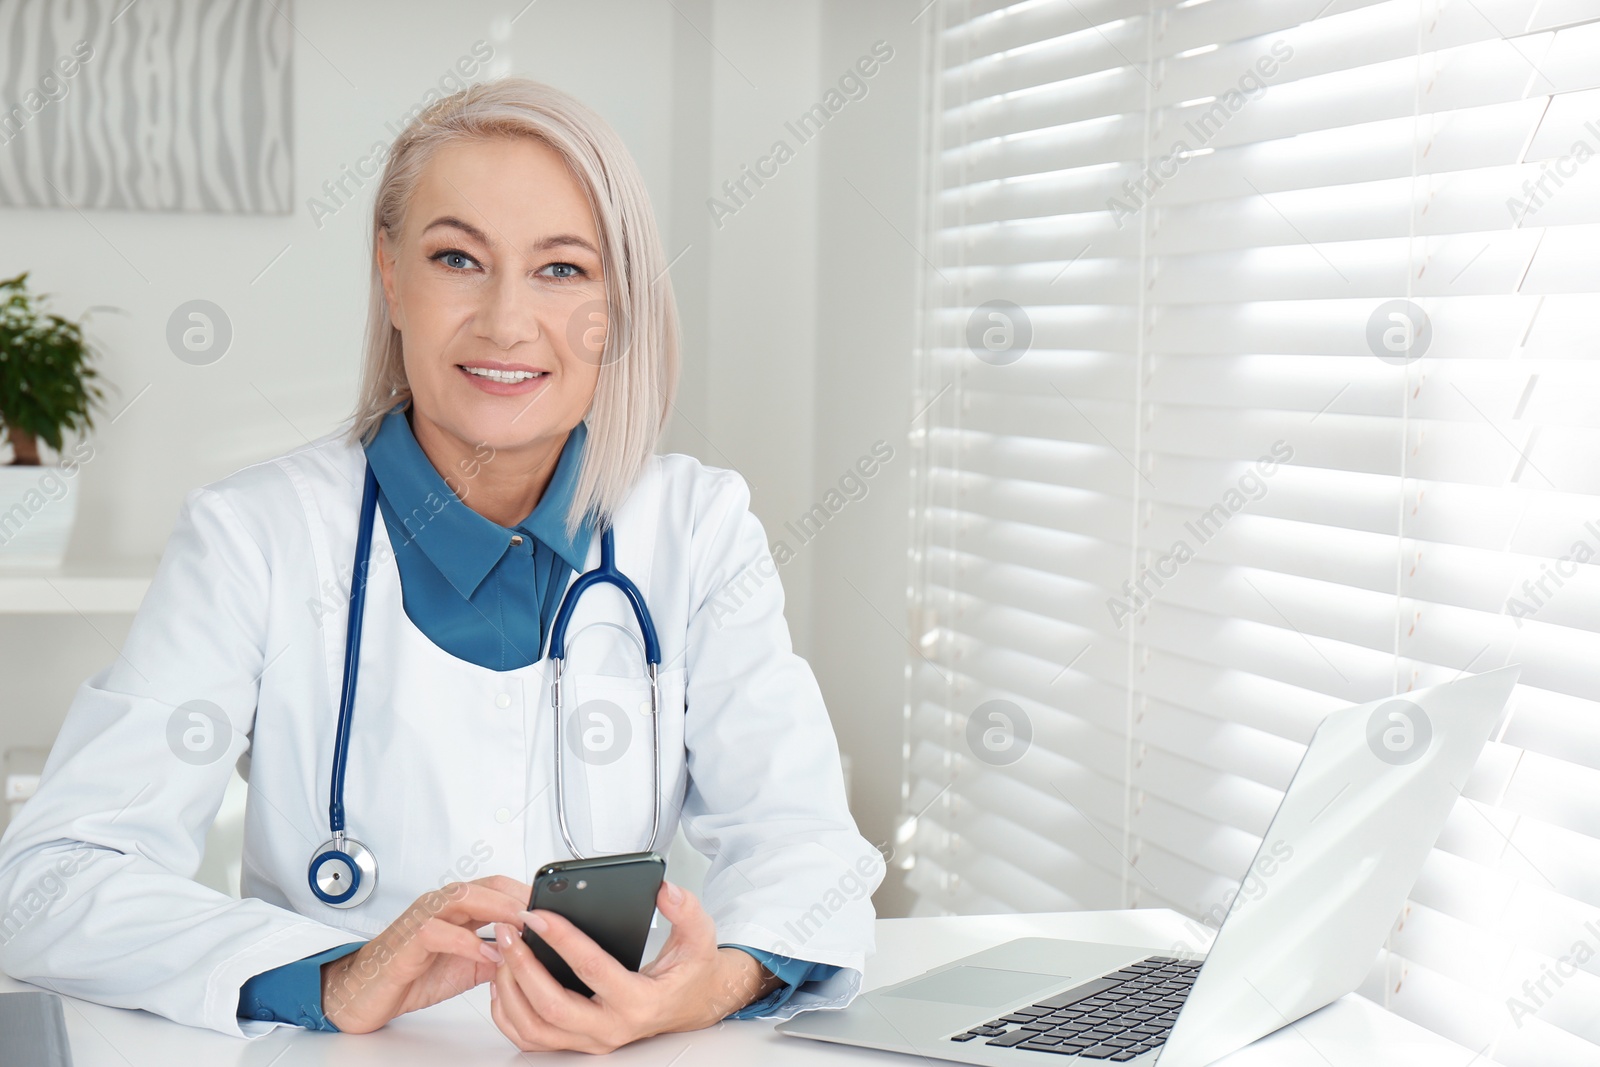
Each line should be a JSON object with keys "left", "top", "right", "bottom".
{"left": 719, "top": 943, "right": 839, "bottom": 1019}
{"left": 674, "top": 468, "right": 886, "bottom": 1020}
{"left": 0, "top": 484, "right": 370, "bottom": 1037}
{"left": 237, "top": 941, "right": 367, "bottom": 1030}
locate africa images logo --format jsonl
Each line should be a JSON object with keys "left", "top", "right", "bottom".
{"left": 1365, "top": 698, "right": 1432, "bottom": 765}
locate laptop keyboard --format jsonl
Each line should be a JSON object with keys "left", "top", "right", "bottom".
{"left": 947, "top": 955, "right": 1200, "bottom": 1060}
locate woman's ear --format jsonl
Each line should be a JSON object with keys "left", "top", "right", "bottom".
{"left": 376, "top": 228, "right": 403, "bottom": 331}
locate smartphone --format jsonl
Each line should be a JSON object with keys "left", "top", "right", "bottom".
{"left": 521, "top": 850, "right": 666, "bottom": 996}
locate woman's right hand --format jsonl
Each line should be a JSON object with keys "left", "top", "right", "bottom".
{"left": 320, "top": 874, "right": 533, "bottom": 1034}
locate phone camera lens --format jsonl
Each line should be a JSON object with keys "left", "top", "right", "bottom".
{"left": 549, "top": 877, "right": 569, "bottom": 893}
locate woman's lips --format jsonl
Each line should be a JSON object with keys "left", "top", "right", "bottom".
{"left": 456, "top": 363, "right": 550, "bottom": 396}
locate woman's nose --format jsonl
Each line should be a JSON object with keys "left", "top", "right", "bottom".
{"left": 475, "top": 268, "right": 545, "bottom": 349}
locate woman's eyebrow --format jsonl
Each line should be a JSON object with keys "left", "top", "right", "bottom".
{"left": 421, "top": 215, "right": 490, "bottom": 245}
{"left": 533, "top": 233, "right": 600, "bottom": 256}
{"left": 420, "top": 216, "right": 598, "bottom": 256}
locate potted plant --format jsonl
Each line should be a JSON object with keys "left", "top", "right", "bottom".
{"left": 0, "top": 271, "right": 109, "bottom": 568}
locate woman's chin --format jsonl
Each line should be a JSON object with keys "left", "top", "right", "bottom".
{"left": 428, "top": 397, "right": 573, "bottom": 454}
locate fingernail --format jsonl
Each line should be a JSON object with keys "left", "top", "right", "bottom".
{"left": 496, "top": 923, "right": 514, "bottom": 946}
{"left": 481, "top": 940, "right": 504, "bottom": 964}
{"left": 666, "top": 881, "right": 684, "bottom": 904}
{"left": 490, "top": 982, "right": 498, "bottom": 1002}
{"left": 522, "top": 909, "right": 548, "bottom": 934}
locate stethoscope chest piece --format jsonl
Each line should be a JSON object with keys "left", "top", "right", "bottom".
{"left": 308, "top": 834, "right": 378, "bottom": 908}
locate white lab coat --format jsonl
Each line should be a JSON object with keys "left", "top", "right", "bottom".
{"left": 0, "top": 424, "right": 883, "bottom": 1037}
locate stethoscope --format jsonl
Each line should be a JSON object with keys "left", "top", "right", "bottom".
{"left": 308, "top": 460, "right": 664, "bottom": 908}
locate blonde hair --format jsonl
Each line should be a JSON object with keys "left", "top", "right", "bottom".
{"left": 345, "top": 77, "right": 679, "bottom": 538}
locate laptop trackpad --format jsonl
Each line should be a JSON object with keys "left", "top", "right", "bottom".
{"left": 881, "top": 966, "right": 1071, "bottom": 1008}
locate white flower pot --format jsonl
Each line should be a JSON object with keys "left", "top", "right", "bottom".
{"left": 0, "top": 464, "right": 80, "bottom": 569}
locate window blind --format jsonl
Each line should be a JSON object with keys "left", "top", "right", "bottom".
{"left": 901, "top": 1, "right": 1600, "bottom": 1063}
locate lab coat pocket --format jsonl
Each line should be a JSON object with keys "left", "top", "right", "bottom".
{"left": 562, "top": 669, "right": 685, "bottom": 856}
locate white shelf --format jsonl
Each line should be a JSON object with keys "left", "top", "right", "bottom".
{"left": 0, "top": 561, "right": 156, "bottom": 614}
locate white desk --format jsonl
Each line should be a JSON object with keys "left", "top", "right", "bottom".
{"left": 0, "top": 909, "right": 1478, "bottom": 1065}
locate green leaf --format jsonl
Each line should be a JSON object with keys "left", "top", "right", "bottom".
{"left": 0, "top": 274, "right": 110, "bottom": 462}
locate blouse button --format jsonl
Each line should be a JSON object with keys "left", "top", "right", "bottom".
{"left": 509, "top": 534, "right": 525, "bottom": 547}
{"left": 495, "top": 693, "right": 512, "bottom": 709}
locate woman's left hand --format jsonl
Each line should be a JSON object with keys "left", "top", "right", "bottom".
{"left": 488, "top": 879, "right": 783, "bottom": 1053}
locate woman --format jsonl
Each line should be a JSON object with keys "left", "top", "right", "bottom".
{"left": 0, "top": 78, "right": 882, "bottom": 1053}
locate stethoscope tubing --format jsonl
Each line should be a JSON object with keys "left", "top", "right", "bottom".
{"left": 328, "top": 462, "right": 380, "bottom": 838}
{"left": 548, "top": 508, "right": 663, "bottom": 860}
{"left": 312, "top": 458, "right": 665, "bottom": 906}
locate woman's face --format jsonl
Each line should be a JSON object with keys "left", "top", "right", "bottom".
{"left": 377, "top": 136, "right": 607, "bottom": 455}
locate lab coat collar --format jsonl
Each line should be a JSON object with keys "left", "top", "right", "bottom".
{"left": 363, "top": 403, "right": 594, "bottom": 601}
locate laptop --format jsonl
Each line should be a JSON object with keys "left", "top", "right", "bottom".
{"left": 778, "top": 666, "right": 1519, "bottom": 1065}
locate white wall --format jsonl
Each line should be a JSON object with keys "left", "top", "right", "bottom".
{"left": 806, "top": 0, "right": 925, "bottom": 915}
{"left": 0, "top": 0, "right": 924, "bottom": 913}
{"left": 674, "top": 0, "right": 926, "bottom": 911}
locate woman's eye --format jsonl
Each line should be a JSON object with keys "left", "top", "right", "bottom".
{"left": 431, "top": 249, "right": 479, "bottom": 271}
{"left": 544, "top": 262, "right": 585, "bottom": 280}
